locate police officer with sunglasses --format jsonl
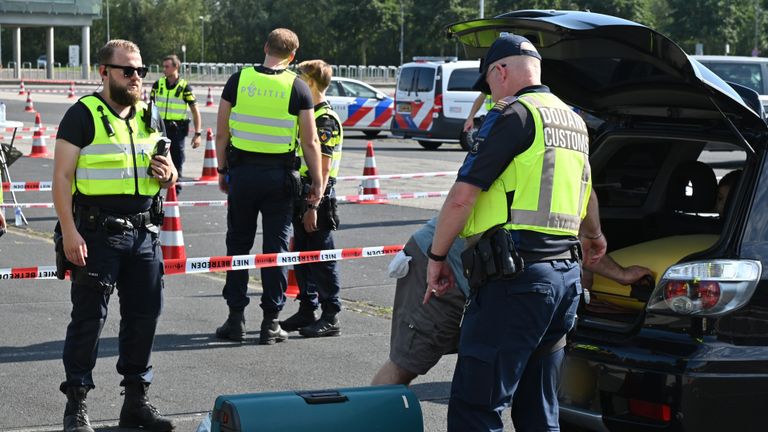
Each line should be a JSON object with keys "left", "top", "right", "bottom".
{"left": 53, "top": 39, "right": 177, "bottom": 432}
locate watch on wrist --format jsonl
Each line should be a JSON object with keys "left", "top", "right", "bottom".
{"left": 194, "top": 131, "right": 202, "bottom": 137}
{"left": 427, "top": 244, "right": 447, "bottom": 261}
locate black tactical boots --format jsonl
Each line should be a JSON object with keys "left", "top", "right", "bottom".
{"left": 279, "top": 305, "right": 317, "bottom": 332}
{"left": 63, "top": 386, "right": 94, "bottom": 432}
{"left": 259, "top": 312, "right": 289, "bottom": 345}
{"left": 119, "top": 383, "right": 175, "bottom": 431}
{"left": 215, "top": 308, "right": 246, "bottom": 342}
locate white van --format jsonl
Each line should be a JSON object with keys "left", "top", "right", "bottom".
{"left": 390, "top": 57, "right": 486, "bottom": 150}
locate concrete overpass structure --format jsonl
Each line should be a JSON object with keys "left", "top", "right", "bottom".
{"left": 0, "top": 0, "right": 101, "bottom": 80}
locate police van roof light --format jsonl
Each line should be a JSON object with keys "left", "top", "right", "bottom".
{"left": 412, "top": 56, "right": 458, "bottom": 63}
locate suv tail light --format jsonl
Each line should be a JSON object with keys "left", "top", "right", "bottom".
{"left": 433, "top": 93, "right": 443, "bottom": 117}
{"left": 647, "top": 260, "right": 761, "bottom": 317}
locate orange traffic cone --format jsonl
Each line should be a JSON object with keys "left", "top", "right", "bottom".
{"left": 285, "top": 235, "right": 299, "bottom": 299}
{"left": 24, "top": 91, "right": 35, "bottom": 112}
{"left": 160, "top": 186, "right": 187, "bottom": 261}
{"left": 198, "top": 128, "right": 218, "bottom": 181}
{"left": 18, "top": 81, "right": 26, "bottom": 95}
{"left": 206, "top": 87, "right": 215, "bottom": 107}
{"left": 359, "top": 141, "right": 387, "bottom": 204}
{"left": 67, "top": 81, "right": 76, "bottom": 99}
{"left": 28, "top": 112, "right": 48, "bottom": 158}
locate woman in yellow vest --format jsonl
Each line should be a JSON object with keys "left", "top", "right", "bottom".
{"left": 426, "top": 35, "right": 606, "bottom": 432}
{"left": 279, "top": 59, "right": 344, "bottom": 338}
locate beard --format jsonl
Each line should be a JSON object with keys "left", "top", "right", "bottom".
{"left": 109, "top": 79, "right": 141, "bottom": 107}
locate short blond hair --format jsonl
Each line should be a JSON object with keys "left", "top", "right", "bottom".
{"left": 297, "top": 59, "right": 332, "bottom": 92}
{"left": 266, "top": 28, "right": 299, "bottom": 58}
{"left": 97, "top": 39, "right": 140, "bottom": 65}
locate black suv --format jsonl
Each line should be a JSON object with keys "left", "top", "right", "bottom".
{"left": 448, "top": 10, "right": 768, "bottom": 432}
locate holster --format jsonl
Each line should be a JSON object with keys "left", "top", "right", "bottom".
{"left": 53, "top": 222, "right": 74, "bottom": 281}
{"left": 461, "top": 225, "right": 524, "bottom": 292}
{"left": 295, "top": 178, "right": 340, "bottom": 231}
{"left": 149, "top": 194, "right": 164, "bottom": 228}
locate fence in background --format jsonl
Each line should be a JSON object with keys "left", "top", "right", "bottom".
{"left": 1, "top": 61, "right": 399, "bottom": 84}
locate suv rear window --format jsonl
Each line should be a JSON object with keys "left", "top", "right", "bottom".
{"left": 447, "top": 68, "right": 481, "bottom": 91}
{"left": 701, "top": 62, "right": 763, "bottom": 94}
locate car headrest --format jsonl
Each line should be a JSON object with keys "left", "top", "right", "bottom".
{"left": 667, "top": 161, "right": 717, "bottom": 213}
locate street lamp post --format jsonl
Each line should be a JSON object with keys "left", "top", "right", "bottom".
{"left": 199, "top": 16, "right": 206, "bottom": 64}
{"left": 181, "top": 44, "right": 186, "bottom": 76}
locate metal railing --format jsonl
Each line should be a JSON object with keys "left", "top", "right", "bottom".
{"left": 0, "top": 62, "right": 399, "bottom": 85}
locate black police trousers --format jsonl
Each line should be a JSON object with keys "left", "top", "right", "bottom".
{"left": 60, "top": 222, "right": 164, "bottom": 393}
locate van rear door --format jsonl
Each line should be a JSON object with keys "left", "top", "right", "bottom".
{"left": 392, "top": 65, "right": 437, "bottom": 136}
{"left": 442, "top": 67, "right": 484, "bottom": 120}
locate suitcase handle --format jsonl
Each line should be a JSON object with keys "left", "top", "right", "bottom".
{"left": 296, "top": 390, "right": 349, "bottom": 405}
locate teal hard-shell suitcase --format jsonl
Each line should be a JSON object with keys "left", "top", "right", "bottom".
{"left": 211, "top": 385, "right": 423, "bottom": 432}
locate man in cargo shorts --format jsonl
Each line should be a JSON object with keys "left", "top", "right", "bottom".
{"left": 372, "top": 217, "right": 468, "bottom": 385}
{"left": 372, "top": 217, "right": 652, "bottom": 386}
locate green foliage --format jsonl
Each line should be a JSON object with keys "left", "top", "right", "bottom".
{"left": 3, "top": 0, "right": 768, "bottom": 66}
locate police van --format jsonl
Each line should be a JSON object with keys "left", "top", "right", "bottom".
{"left": 391, "top": 57, "right": 486, "bottom": 150}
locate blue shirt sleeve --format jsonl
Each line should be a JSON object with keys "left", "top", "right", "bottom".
{"left": 456, "top": 102, "right": 535, "bottom": 190}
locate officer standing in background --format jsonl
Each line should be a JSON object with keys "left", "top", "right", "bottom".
{"left": 214, "top": 28, "right": 323, "bottom": 345}
{"left": 151, "top": 54, "right": 202, "bottom": 192}
{"left": 52, "top": 39, "right": 177, "bottom": 432}
{"left": 426, "top": 35, "right": 606, "bottom": 431}
{"left": 279, "top": 59, "right": 344, "bottom": 338}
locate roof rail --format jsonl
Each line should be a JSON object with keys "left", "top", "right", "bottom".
{"left": 412, "top": 56, "right": 458, "bottom": 63}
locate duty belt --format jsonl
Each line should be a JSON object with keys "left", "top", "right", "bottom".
{"left": 519, "top": 243, "right": 582, "bottom": 263}
{"left": 76, "top": 205, "right": 152, "bottom": 231}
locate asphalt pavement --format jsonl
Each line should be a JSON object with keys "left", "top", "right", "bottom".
{"left": 0, "top": 85, "right": 516, "bottom": 431}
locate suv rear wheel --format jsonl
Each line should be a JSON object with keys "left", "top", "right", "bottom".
{"left": 418, "top": 140, "right": 442, "bottom": 150}
{"left": 363, "top": 131, "right": 380, "bottom": 139}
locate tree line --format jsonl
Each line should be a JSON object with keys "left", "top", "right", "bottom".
{"left": 5, "top": 0, "right": 768, "bottom": 67}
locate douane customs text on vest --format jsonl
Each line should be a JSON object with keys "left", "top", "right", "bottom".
{"left": 240, "top": 83, "right": 287, "bottom": 99}
{"left": 539, "top": 106, "right": 590, "bottom": 155}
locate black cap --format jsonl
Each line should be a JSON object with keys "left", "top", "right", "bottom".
{"left": 472, "top": 34, "right": 541, "bottom": 94}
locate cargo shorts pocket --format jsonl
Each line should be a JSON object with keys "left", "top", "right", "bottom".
{"left": 452, "top": 343, "right": 498, "bottom": 407}
{"left": 403, "top": 309, "right": 437, "bottom": 350}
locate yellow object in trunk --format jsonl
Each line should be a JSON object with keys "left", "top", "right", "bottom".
{"left": 590, "top": 235, "right": 719, "bottom": 310}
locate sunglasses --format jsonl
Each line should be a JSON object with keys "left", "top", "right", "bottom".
{"left": 104, "top": 64, "right": 149, "bottom": 78}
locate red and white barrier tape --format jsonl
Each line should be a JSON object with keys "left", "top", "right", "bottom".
{"left": 0, "top": 190, "right": 449, "bottom": 208}
{"left": 0, "top": 134, "right": 58, "bottom": 141}
{"left": 0, "top": 244, "right": 404, "bottom": 280}
{"left": 2, "top": 172, "right": 455, "bottom": 192}
{"left": 2, "top": 181, "right": 52, "bottom": 192}
{"left": 2, "top": 126, "right": 59, "bottom": 132}
{"left": 175, "top": 171, "right": 454, "bottom": 186}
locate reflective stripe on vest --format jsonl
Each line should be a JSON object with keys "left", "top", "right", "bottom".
{"left": 156, "top": 77, "right": 189, "bottom": 120}
{"left": 75, "top": 96, "right": 162, "bottom": 196}
{"left": 229, "top": 68, "right": 298, "bottom": 154}
{"left": 484, "top": 95, "right": 494, "bottom": 111}
{"left": 461, "top": 92, "right": 591, "bottom": 238}
{"left": 298, "top": 104, "right": 344, "bottom": 179}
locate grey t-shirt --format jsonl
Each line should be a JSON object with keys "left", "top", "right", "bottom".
{"left": 412, "top": 217, "right": 470, "bottom": 297}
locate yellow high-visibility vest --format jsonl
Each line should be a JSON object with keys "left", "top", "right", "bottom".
{"left": 298, "top": 103, "right": 343, "bottom": 179}
{"left": 229, "top": 67, "right": 299, "bottom": 154}
{"left": 155, "top": 76, "right": 189, "bottom": 121}
{"left": 462, "top": 92, "right": 591, "bottom": 238}
{"left": 75, "top": 95, "right": 162, "bottom": 196}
